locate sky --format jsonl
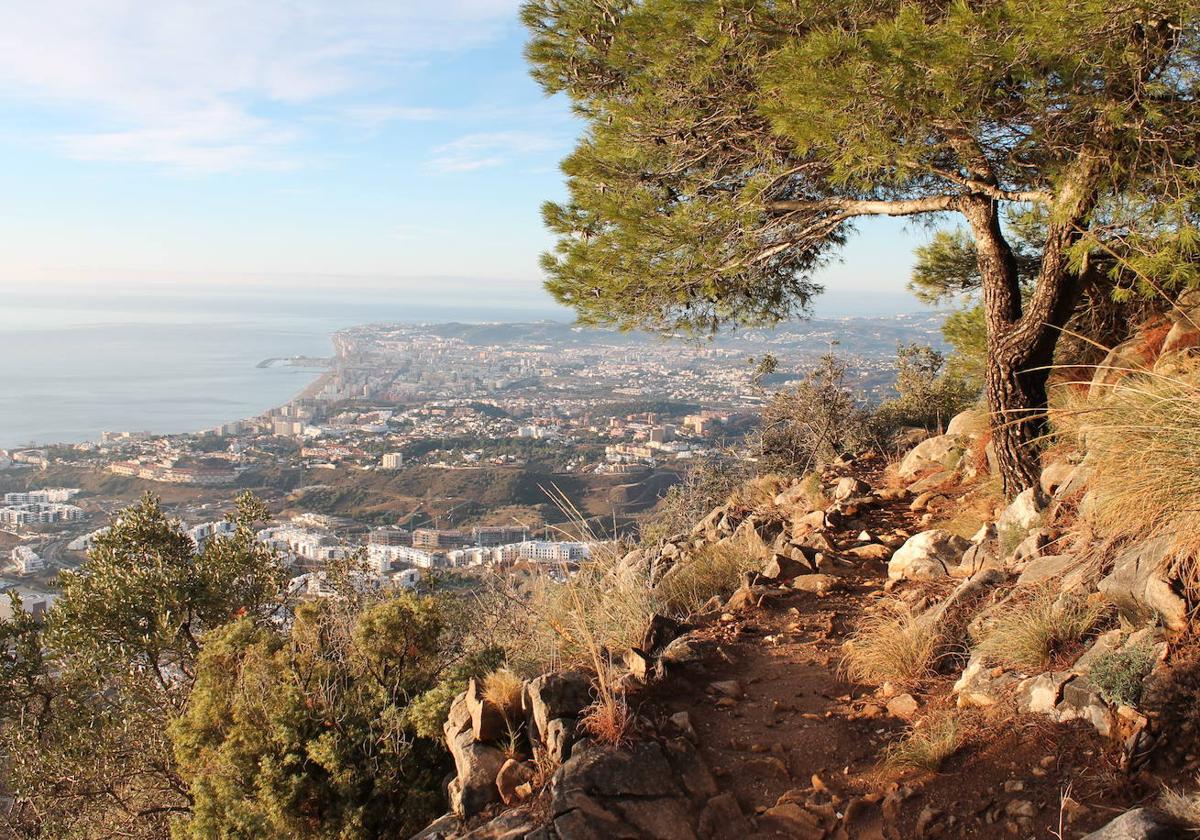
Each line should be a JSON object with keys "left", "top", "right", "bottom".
{"left": 0, "top": 0, "right": 933, "bottom": 316}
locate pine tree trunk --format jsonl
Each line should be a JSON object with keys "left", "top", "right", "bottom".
{"left": 984, "top": 329, "right": 1050, "bottom": 497}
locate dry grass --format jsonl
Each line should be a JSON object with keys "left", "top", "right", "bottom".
{"left": 842, "top": 601, "right": 942, "bottom": 689}
{"left": 883, "top": 712, "right": 961, "bottom": 773}
{"left": 1051, "top": 356, "right": 1200, "bottom": 598}
{"left": 726, "top": 473, "right": 789, "bottom": 511}
{"left": 578, "top": 689, "right": 633, "bottom": 748}
{"left": 482, "top": 668, "right": 525, "bottom": 715}
{"left": 930, "top": 476, "right": 1004, "bottom": 539}
{"left": 1160, "top": 776, "right": 1200, "bottom": 834}
{"left": 973, "top": 585, "right": 1109, "bottom": 671}
{"left": 652, "top": 537, "right": 760, "bottom": 619}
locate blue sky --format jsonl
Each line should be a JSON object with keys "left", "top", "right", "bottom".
{"left": 0, "top": 0, "right": 933, "bottom": 316}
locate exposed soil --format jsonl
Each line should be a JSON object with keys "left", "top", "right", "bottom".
{"left": 638, "top": 455, "right": 1153, "bottom": 839}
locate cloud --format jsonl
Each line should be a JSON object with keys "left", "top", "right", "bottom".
{"left": 424, "top": 131, "right": 559, "bottom": 174}
{"left": 0, "top": 0, "right": 523, "bottom": 171}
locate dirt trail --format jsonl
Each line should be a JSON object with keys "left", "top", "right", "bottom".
{"left": 642, "top": 457, "right": 1137, "bottom": 839}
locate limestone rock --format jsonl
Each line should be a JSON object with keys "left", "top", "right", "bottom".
{"left": 832, "top": 476, "right": 870, "bottom": 501}
{"left": 947, "top": 408, "right": 989, "bottom": 436}
{"left": 495, "top": 758, "right": 537, "bottom": 805}
{"left": 1080, "top": 808, "right": 1177, "bottom": 840}
{"left": 789, "top": 573, "right": 841, "bottom": 595}
{"left": 1017, "top": 554, "right": 1079, "bottom": 586}
{"left": 844, "top": 543, "right": 892, "bottom": 561}
{"left": 1039, "top": 460, "right": 1075, "bottom": 498}
{"left": 1098, "top": 534, "right": 1188, "bottom": 631}
{"left": 953, "top": 653, "right": 1020, "bottom": 708}
{"left": 544, "top": 717, "right": 579, "bottom": 764}
{"left": 997, "top": 488, "right": 1042, "bottom": 537}
{"left": 898, "top": 434, "right": 965, "bottom": 480}
{"left": 466, "top": 678, "right": 506, "bottom": 743}
{"left": 888, "top": 530, "right": 971, "bottom": 581}
{"left": 446, "top": 728, "right": 506, "bottom": 817}
{"left": 886, "top": 693, "right": 919, "bottom": 720}
{"left": 525, "top": 672, "right": 593, "bottom": 744}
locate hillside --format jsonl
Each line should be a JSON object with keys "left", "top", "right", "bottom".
{"left": 414, "top": 296, "right": 1200, "bottom": 840}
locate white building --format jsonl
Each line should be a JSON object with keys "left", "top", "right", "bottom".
{"left": 68, "top": 527, "right": 109, "bottom": 552}
{"left": 381, "top": 452, "right": 405, "bottom": 469}
{"left": 4, "top": 488, "right": 79, "bottom": 505}
{"left": 11, "top": 546, "right": 45, "bottom": 574}
{"left": 257, "top": 526, "right": 348, "bottom": 562}
{"left": 187, "top": 520, "right": 237, "bottom": 548}
{"left": 0, "top": 503, "right": 84, "bottom": 526}
{"left": 367, "top": 543, "right": 438, "bottom": 572}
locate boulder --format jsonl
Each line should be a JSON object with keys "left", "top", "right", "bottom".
{"left": 832, "top": 476, "right": 870, "bottom": 501}
{"left": 888, "top": 530, "right": 971, "bottom": 581}
{"left": 789, "top": 574, "right": 841, "bottom": 595}
{"left": 1088, "top": 336, "right": 1154, "bottom": 399}
{"left": 552, "top": 741, "right": 682, "bottom": 802}
{"left": 446, "top": 728, "right": 506, "bottom": 817}
{"left": 698, "top": 793, "right": 751, "bottom": 839}
{"left": 1080, "top": 808, "right": 1177, "bottom": 840}
{"left": 466, "top": 678, "right": 506, "bottom": 743}
{"left": 953, "top": 653, "right": 1020, "bottom": 708}
{"left": 947, "top": 407, "right": 989, "bottom": 437}
{"left": 525, "top": 672, "right": 593, "bottom": 744}
{"left": 907, "top": 470, "right": 956, "bottom": 495}
{"left": 844, "top": 543, "right": 892, "bottom": 561}
{"left": 544, "top": 717, "right": 578, "bottom": 764}
{"left": 496, "top": 758, "right": 537, "bottom": 805}
{"left": 761, "top": 551, "right": 813, "bottom": 582}
{"left": 897, "top": 434, "right": 966, "bottom": 480}
{"left": 1016, "top": 554, "right": 1079, "bottom": 586}
{"left": 1098, "top": 535, "right": 1188, "bottom": 631}
{"left": 997, "top": 488, "right": 1042, "bottom": 537}
{"left": 1039, "top": 460, "right": 1076, "bottom": 498}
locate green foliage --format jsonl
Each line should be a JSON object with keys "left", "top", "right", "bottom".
{"left": 1089, "top": 645, "right": 1155, "bottom": 708}
{"left": 171, "top": 593, "right": 468, "bottom": 840}
{"left": 871, "top": 344, "right": 977, "bottom": 436}
{"left": 757, "top": 353, "right": 871, "bottom": 472}
{"left": 1, "top": 493, "right": 285, "bottom": 840}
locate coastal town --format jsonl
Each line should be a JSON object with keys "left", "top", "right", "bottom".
{"left": 0, "top": 315, "right": 945, "bottom": 613}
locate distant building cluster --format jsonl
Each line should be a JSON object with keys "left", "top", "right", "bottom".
{"left": 10, "top": 546, "right": 45, "bottom": 574}
{"left": 109, "top": 460, "right": 236, "bottom": 485}
{"left": 0, "top": 502, "right": 84, "bottom": 526}
{"left": 4, "top": 489, "right": 79, "bottom": 505}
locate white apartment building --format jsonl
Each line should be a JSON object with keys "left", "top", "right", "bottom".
{"left": 368, "top": 543, "right": 438, "bottom": 572}
{"left": 4, "top": 488, "right": 79, "bottom": 505}
{"left": 381, "top": 452, "right": 405, "bottom": 469}
{"left": 0, "top": 503, "right": 84, "bottom": 526}
{"left": 257, "top": 526, "right": 348, "bottom": 562}
{"left": 187, "top": 520, "right": 237, "bottom": 548}
{"left": 11, "top": 546, "right": 45, "bottom": 574}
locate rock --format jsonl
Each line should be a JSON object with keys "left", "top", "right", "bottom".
{"left": 954, "top": 540, "right": 999, "bottom": 577}
{"left": 953, "top": 652, "right": 1020, "bottom": 708}
{"left": 886, "top": 693, "right": 919, "bottom": 720}
{"left": 545, "top": 717, "right": 578, "bottom": 764}
{"left": 551, "top": 790, "right": 638, "bottom": 839}
{"left": 552, "top": 741, "right": 682, "bottom": 803}
{"left": 833, "top": 476, "right": 870, "bottom": 501}
{"left": 796, "top": 532, "right": 838, "bottom": 553}
{"left": 845, "top": 543, "right": 892, "bottom": 561}
{"left": 1016, "top": 554, "right": 1078, "bottom": 586}
{"left": 466, "top": 678, "right": 507, "bottom": 743}
{"left": 641, "top": 613, "right": 683, "bottom": 656}
{"left": 1005, "top": 799, "right": 1037, "bottom": 819}
{"left": 1080, "top": 808, "right": 1177, "bottom": 840}
{"left": 659, "top": 635, "right": 708, "bottom": 669}
{"left": 789, "top": 573, "right": 840, "bottom": 595}
{"left": 496, "top": 758, "right": 537, "bottom": 805}
{"left": 888, "top": 530, "right": 971, "bottom": 581}
{"left": 664, "top": 737, "right": 717, "bottom": 799}
{"left": 708, "top": 680, "right": 743, "bottom": 699}
{"left": 1088, "top": 337, "right": 1155, "bottom": 399}
{"left": 698, "top": 792, "right": 751, "bottom": 839}
{"left": 609, "top": 796, "right": 698, "bottom": 840}
{"left": 1039, "top": 460, "right": 1075, "bottom": 497}
{"left": 525, "top": 672, "right": 593, "bottom": 744}
{"left": 761, "top": 551, "right": 813, "bottom": 582}
{"left": 1008, "top": 526, "right": 1055, "bottom": 567}
{"left": 947, "top": 408, "right": 989, "bottom": 436}
{"left": 898, "top": 434, "right": 966, "bottom": 480}
{"left": 997, "top": 488, "right": 1042, "bottom": 536}
{"left": 760, "top": 803, "right": 827, "bottom": 839}
{"left": 446, "top": 728, "right": 506, "bottom": 817}
{"left": 1098, "top": 534, "right": 1188, "bottom": 631}
{"left": 410, "top": 813, "right": 462, "bottom": 840}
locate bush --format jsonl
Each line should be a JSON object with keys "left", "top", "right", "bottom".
{"left": 652, "top": 538, "right": 761, "bottom": 619}
{"left": 871, "top": 344, "right": 978, "bottom": 438}
{"left": 974, "top": 586, "right": 1109, "bottom": 671}
{"left": 883, "top": 712, "right": 961, "bottom": 773}
{"left": 842, "top": 601, "right": 941, "bottom": 689}
{"left": 1090, "top": 645, "right": 1155, "bottom": 707}
{"left": 756, "top": 353, "right": 872, "bottom": 473}
{"left": 640, "top": 456, "right": 751, "bottom": 545}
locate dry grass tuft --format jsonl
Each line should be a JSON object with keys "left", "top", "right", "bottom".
{"left": 482, "top": 668, "right": 524, "bottom": 714}
{"left": 726, "top": 473, "right": 789, "bottom": 511}
{"left": 973, "top": 585, "right": 1109, "bottom": 671}
{"left": 842, "top": 601, "right": 941, "bottom": 689}
{"left": 1160, "top": 775, "right": 1200, "bottom": 833}
{"left": 883, "top": 712, "right": 961, "bottom": 772}
{"left": 578, "top": 690, "right": 633, "bottom": 748}
{"left": 652, "top": 537, "right": 760, "bottom": 619}
{"left": 1051, "top": 356, "right": 1200, "bottom": 597}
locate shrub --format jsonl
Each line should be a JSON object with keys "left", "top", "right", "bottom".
{"left": 1089, "top": 645, "right": 1155, "bottom": 707}
{"left": 652, "top": 538, "right": 761, "bottom": 619}
{"left": 756, "top": 353, "right": 873, "bottom": 473}
{"left": 871, "top": 344, "right": 978, "bottom": 438}
{"left": 883, "top": 712, "right": 961, "bottom": 773}
{"left": 640, "top": 456, "right": 751, "bottom": 545}
{"left": 842, "top": 601, "right": 941, "bottom": 689}
{"left": 481, "top": 668, "right": 525, "bottom": 716}
{"left": 974, "top": 586, "right": 1109, "bottom": 671}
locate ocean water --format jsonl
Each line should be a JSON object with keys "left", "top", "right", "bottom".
{"left": 0, "top": 284, "right": 567, "bottom": 448}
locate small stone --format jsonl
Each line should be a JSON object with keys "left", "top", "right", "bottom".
{"left": 1002, "top": 780, "right": 1024, "bottom": 793}
{"left": 709, "top": 680, "right": 743, "bottom": 699}
{"left": 1005, "top": 800, "right": 1037, "bottom": 819}
{"left": 886, "top": 693, "right": 919, "bottom": 720}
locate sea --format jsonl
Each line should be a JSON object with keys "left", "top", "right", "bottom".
{"left": 0, "top": 283, "right": 568, "bottom": 449}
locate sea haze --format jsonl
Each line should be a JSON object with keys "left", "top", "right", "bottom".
{"left": 0, "top": 284, "right": 569, "bottom": 448}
